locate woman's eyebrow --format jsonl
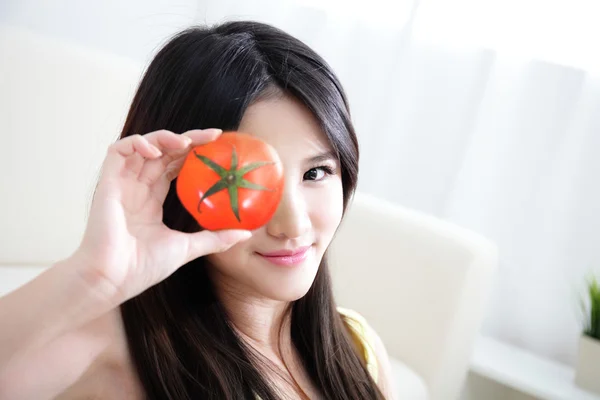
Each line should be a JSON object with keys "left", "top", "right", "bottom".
{"left": 305, "top": 150, "right": 337, "bottom": 165}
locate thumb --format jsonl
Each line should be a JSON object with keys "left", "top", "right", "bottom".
{"left": 185, "top": 229, "right": 252, "bottom": 261}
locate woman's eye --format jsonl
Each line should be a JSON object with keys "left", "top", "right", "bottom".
{"left": 303, "top": 166, "right": 333, "bottom": 181}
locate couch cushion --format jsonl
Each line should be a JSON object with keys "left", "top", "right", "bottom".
{"left": 390, "top": 357, "right": 429, "bottom": 399}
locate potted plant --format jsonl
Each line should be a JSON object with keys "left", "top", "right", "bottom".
{"left": 575, "top": 275, "right": 600, "bottom": 394}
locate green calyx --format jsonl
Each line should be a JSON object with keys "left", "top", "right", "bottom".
{"left": 194, "top": 146, "right": 274, "bottom": 222}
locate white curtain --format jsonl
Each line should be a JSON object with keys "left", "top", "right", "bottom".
{"left": 3, "top": 0, "right": 599, "bottom": 366}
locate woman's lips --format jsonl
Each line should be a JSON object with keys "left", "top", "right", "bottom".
{"left": 258, "top": 245, "right": 312, "bottom": 266}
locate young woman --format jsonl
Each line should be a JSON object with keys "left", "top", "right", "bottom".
{"left": 0, "top": 20, "right": 394, "bottom": 399}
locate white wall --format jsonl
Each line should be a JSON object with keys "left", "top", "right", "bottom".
{"left": 0, "top": 28, "right": 141, "bottom": 263}
{"left": 0, "top": 0, "right": 199, "bottom": 63}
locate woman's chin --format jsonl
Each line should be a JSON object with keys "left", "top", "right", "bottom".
{"left": 248, "top": 255, "right": 320, "bottom": 301}
{"left": 253, "top": 277, "right": 316, "bottom": 302}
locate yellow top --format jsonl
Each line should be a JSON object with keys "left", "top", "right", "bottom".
{"left": 337, "top": 306, "right": 379, "bottom": 383}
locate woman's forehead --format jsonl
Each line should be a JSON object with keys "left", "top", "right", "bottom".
{"left": 238, "top": 95, "right": 332, "bottom": 158}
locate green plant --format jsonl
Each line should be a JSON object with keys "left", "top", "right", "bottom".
{"left": 582, "top": 275, "right": 600, "bottom": 340}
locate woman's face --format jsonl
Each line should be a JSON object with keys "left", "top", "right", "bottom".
{"left": 206, "top": 94, "right": 344, "bottom": 301}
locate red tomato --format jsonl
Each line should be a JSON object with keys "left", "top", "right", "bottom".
{"left": 176, "top": 132, "right": 284, "bottom": 231}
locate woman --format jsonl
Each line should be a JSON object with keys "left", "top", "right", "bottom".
{"left": 0, "top": 21, "right": 394, "bottom": 399}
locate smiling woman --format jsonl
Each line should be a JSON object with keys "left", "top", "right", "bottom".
{"left": 116, "top": 21, "right": 391, "bottom": 400}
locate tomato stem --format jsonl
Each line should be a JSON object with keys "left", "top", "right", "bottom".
{"left": 194, "top": 146, "right": 274, "bottom": 222}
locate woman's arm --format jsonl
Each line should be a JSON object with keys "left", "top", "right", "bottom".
{"left": 0, "top": 254, "right": 115, "bottom": 364}
{"left": 0, "top": 129, "right": 250, "bottom": 399}
{"left": 0, "top": 254, "right": 117, "bottom": 399}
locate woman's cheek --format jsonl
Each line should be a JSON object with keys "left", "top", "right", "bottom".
{"left": 309, "top": 179, "right": 344, "bottom": 245}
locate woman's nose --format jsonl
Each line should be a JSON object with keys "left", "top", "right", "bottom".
{"left": 266, "top": 187, "right": 310, "bottom": 240}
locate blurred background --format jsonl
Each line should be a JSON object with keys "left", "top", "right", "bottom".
{"left": 1, "top": 0, "right": 600, "bottom": 399}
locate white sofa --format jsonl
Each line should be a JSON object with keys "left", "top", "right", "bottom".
{"left": 0, "top": 25, "right": 498, "bottom": 399}
{"left": 329, "top": 192, "right": 497, "bottom": 399}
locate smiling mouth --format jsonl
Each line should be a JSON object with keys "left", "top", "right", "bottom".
{"left": 258, "top": 245, "right": 312, "bottom": 257}
{"left": 256, "top": 245, "right": 312, "bottom": 266}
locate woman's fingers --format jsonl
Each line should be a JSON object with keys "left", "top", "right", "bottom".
{"left": 179, "top": 229, "right": 252, "bottom": 264}
{"left": 103, "top": 134, "right": 163, "bottom": 179}
{"left": 144, "top": 129, "right": 192, "bottom": 152}
{"left": 102, "top": 128, "right": 222, "bottom": 184}
{"left": 180, "top": 128, "right": 222, "bottom": 145}
{"left": 113, "top": 133, "right": 163, "bottom": 158}
{"left": 138, "top": 128, "right": 222, "bottom": 187}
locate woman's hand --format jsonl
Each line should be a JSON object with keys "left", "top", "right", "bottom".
{"left": 73, "top": 128, "right": 251, "bottom": 306}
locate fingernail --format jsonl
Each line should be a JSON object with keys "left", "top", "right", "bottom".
{"left": 183, "top": 136, "right": 192, "bottom": 145}
{"left": 206, "top": 128, "right": 223, "bottom": 135}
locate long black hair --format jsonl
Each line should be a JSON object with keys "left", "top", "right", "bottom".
{"left": 118, "top": 20, "right": 383, "bottom": 399}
